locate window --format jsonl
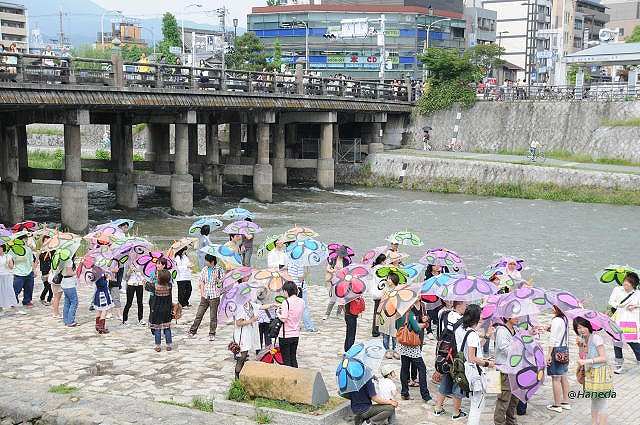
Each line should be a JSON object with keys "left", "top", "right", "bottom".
{"left": 620, "top": 28, "right": 625, "bottom": 36}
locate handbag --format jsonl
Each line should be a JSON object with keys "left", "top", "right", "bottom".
{"left": 268, "top": 299, "right": 288, "bottom": 340}
{"left": 228, "top": 327, "right": 243, "bottom": 355}
{"left": 396, "top": 313, "right": 421, "bottom": 347}
{"left": 481, "top": 370, "right": 502, "bottom": 395}
{"left": 52, "top": 272, "right": 63, "bottom": 285}
{"left": 576, "top": 365, "right": 585, "bottom": 385}
{"left": 553, "top": 317, "right": 570, "bottom": 364}
{"left": 584, "top": 364, "right": 613, "bottom": 393}
{"left": 431, "top": 371, "right": 442, "bottom": 384}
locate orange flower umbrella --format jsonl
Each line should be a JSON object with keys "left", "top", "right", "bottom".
{"left": 376, "top": 281, "right": 422, "bottom": 326}
{"left": 248, "top": 268, "right": 293, "bottom": 292}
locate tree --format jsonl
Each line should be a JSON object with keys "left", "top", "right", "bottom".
{"left": 626, "top": 25, "right": 640, "bottom": 43}
{"left": 226, "top": 32, "right": 268, "bottom": 71}
{"left": 567, "top": 64, "right": 592, "bottom": 85}
{"left": 270, "top": 38, "right": 283, "bottom": 71}
{"left": 266, "top": 0, "right": 279, "bottom": 5}
{"left": 466, "top": 44, "right": 505, "bottom": 77}
{"left": 122, "top": 44, "right": 151, "bottom": 62}
{"left": 158, "top": 12, "right": 181, "bottom": 63}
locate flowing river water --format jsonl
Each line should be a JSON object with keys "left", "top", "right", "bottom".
{"left": 26, "top": 182, "right": 640, "bottom": 308}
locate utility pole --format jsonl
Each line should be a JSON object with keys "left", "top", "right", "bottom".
{"left": 217, "top": 7, "right": 227, "bottom": 71}
{"left": 379, "top": 14, "right": 386, "bottom": 83}
{"left": 58, "top": 7, "right": 65, "bottom": 49}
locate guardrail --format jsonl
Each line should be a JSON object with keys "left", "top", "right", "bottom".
{"left": 0, "top": 52, "right": 413, "bottom": 102}
{"left": 475, "top": 83, "right": 638, "bottom": 102}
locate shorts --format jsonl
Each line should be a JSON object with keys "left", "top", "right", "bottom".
{"left": 109, "top": 286, "right": 122, "bottom": 308}
{"left": 438, "top": 372, "right": 463, "bottom": 399}
{"left": 547, "top": 358, "right": 569, "bottom": 376}
{"left": 52, "top": 283, "right": 63, "bottom": 295}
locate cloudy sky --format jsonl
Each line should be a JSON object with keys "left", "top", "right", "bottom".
{"left": 92, "top": 0, "right": 260, "bottom": 27}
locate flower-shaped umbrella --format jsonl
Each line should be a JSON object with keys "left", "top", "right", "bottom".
{"left": 280, "top": 226, "right": 319, "bottom": 243}
{"left": 222, "top": 208, "right": 254, "bottom": 221}
{"left": 491, "top": 286, "right": 552, "bottom": 319}
{"left": 361, "top": 245, "right": 387, "bottom": 265}
{"left": 188, "top": 217, "right": 223, "bottom": 235}
{"left": 565, "top": 308, "right": 624, "bottom": 342}
{"left": 110, "top": 237, "right": 152, "bottom": 264}
{"left": 493, "top": 256, "right": 526, "bottom": 272}
{"left": 544, "top": 289, "right": 583, "bottom": 312}
{"left": 104, "top": 219, "right": 135, "bottom": 230}
{"left": 51, "top": 239, "right": 82, "bottom": 270}
{"left": 400, "top": 263, "right": 425, "bottom": 282}
{"left": 0, "top": 235, "right": 27, "bottom": 256}
{"left": 11, "top": 221, "right": 38, "bottom": 233}
{"left": 331, "top": 265, "right": 370, "bottom": 305}
{"left": 598, "top": 265, "right": 637, "bottom": 286}
{"left": 39, "top": 232, "right": 79, "bottom": 254}
{"left": 385, "top": 231, "right": 423, "bottom": 247}
{"left": 286, "top": 238, "right": 328, "bottom": 267}
{"left": 217, "top": 282, "right": 255, "bottom": 324}
{"left": 248, "top": 268, "right": 293, "bottom": 292}
{"left": 200, "top": 244, "right": 243, "bottom": 268}
{"left": 436, "top": 275, "right": 497, "bottom": 301}
{"left": 76, "top": 256, "right": 108, "bottom": 286}
{"left": 167, "top": 237, "right": 196, "bottom": 257}
{"left": 385, "top": 251, "right": 409, "bottom": 265}
{"left": 135, "top": 250, "right": 176, "bottom": 279}
{"left": 374, "top": 265, "right": 410, "bottom": 285}
{"left": 497, "top": 330, "right": 546, "bottom": 403}
{"left": 84, "top": 224, "right": 124, "bottom": 249}
{"left": 419, "top": 248, "right": 466, "bottom": 273}
{"left": 336, "top": 339, "right": 385, "bottom": 394}
{"left": 223, "top": 220, "right": 263, "bottom": 237}
{"left": 221, "top": 266, "right": 254, "bottom": 291}
{"left": 0, "top": 225, "right": 11, "bottom": 237}
{"left": 376, "top": 281, "right": 422, "bottom": 325}
{"left": 421, "top": 273, "right": 459, "bottom": 295}
{"left": 256, "top": 234, "right": 282, "bottom": 257}
{"left": 327, "top": 243, "right": 355, "bottom": 265}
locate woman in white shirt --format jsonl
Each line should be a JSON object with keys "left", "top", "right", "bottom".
{"left": 173, "top": 247, "right": 193, "bottom": 308}
{"left": 609, "top": 272, "right": 640, "bottom": 374}
{"left": 122, "top": 266, "right": 146, "bottom": 326}
{"left": 233, "top": 301, "right": 261, "bottom": 379}
{"left": 267, "top": 239, "right": 287, "bottom": 270}
{"left": 197, "top": 226, "right": 212, "bottom": 269}
{"left": 0, "top": 244, "right": 17, "bottom": 312}
{"left": 546, "top": 306, "right": 571, "bottom": 413}
{"left": 58, "top": 257, "right": 79, "bottom": 327}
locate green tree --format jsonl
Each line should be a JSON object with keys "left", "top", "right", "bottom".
{"left": 121, "top": 44, "right": 150, "bottom": 62}
{"left": 626, "top": 25, "right": 640, "bottom": 43}
{"left": 158, "top": 12, "right": 181, "bottom": 63}
{"left": 567, "top": 64, "right": 592, "bottom": 85}
{"left": 226, "top": 32, "right": 268, "bottom": 71}
{"left": 270, "top": 38, "right": 283, "bottom": 71}
{"left": 72, "top": 44, "right": 110, "bottom": 60}
{"left": 266, "top": 0, "right": 279, "bottom": 5}
{"left": 466, "top": 44, "right": 505, "bottom": 77}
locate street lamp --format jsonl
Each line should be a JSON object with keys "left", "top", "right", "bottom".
{"left": 421, "top": 17, "right": 451, "bottom": 80}
{"left": 498, "top": 30, "right": 509, "bottom": 49}
{"left": 101, "top": 10, "right": 123, "bottom": 48}
{"left": 281, "top": 19, "right": 309, "bottom": 72}
{"left": 181, "top": 3, "right": 202, "bottom": 61}
{"left": 233, "top": 18, "right": 239, "bottom": 39}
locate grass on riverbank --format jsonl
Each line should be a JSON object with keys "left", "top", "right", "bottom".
{"left": 601, "top": 117, "right": 640, "bottom": 127}
{"left": 486, "top": 148, "right": 640, "bottom": 167}
{"left": 158, "top": 396, "right": 213, "bottom": 413}
{"left": 344, "top": 163, "right": 640, "bottom": 206}
{"left": 48, "top": 384, "right": 79, "bottom": 394}
{"left": 27, "top": 127, "right": 64, "bottom": 136}
{"left": 28, "top": 149, "right": 145, "bottom": 169}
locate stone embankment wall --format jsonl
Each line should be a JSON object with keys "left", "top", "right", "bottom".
{"left": 406, "top": 101, "right": 640, "bottom": 161}
{"left": 337, "top": 153, "right": 640, "bottom": 191}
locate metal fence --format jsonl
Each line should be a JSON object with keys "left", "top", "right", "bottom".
{"left": 474, "top": 83, "right": 637, "bottom": 102}
{"left": 336, "top": 138, "right": 363, "bottom": 163}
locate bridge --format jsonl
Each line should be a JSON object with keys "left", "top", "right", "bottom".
{"left": 0, "top": 50, "right": 414, "bottom": 232}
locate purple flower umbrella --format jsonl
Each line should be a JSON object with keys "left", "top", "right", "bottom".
{"left": 565, "top": 308, "right": 624, "bottom": 343}
{"left": 544, "top": 288, "right": 583, "bottom": 312}
{"left": 493, "top": 256, "right": 526, "bottom": 272}
{"left": 223, "top": 220, "right": 263, "bottom": 237}
{"left": 492, "top": 286, "right": 552, "bottom": 318}
{"left": 419, "top": 248, "right": 466, "bottom": 273}
{"left": 435, "top": 275, "right": 497, "bottom": 301}
{"left": 497, "top": 330, "right": 546, "bottom": 403}
{"left": 217, "top": 282, "right": 256, "bottom": 324}
{"left": 327, "top": 243, "right": 355, "bottom": 266}
{"left": 221, "top": 266, "right": 254, "bottom": 292}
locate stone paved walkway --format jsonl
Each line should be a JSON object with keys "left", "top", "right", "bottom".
{"left": 1, "top": 282, "right": 638, "bottom": 424}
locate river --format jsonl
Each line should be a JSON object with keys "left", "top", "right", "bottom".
{"left": 26, "top": 182, "right": 640, "bottom": 308}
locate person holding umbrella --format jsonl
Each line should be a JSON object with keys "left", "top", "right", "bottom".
{"left": 188, "top": 254, "right": 224, "bottom": 342}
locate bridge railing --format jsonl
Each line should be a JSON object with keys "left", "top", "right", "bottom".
{"left": 475, "top": 83, "right": 638, "bottom": 102}
{"left": 0, "top": 52, "right": 413, "bottom": 102}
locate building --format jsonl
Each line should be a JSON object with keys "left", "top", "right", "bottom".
{"left": 481, "top": 0, "right": 553, "bottom": 82}
{"left": 181, "top": 27, "right": 227, "bottom": 66}
{"left": 575, "top": 0, "right": 610, "bottom": 48}
{"left": 97, "top": 19, "right": 147, "bottom": 49}
{"left": 247, "top": 1, "right": 468, "bottom": 80}
{"left": 0, "top": 1, "right": 27, "bottom": 52}
{"left": 603, "top": 0, "right": 640, "bottom": 40}
{"left": 464, "top": 4, "right": 498, "bottom": 47}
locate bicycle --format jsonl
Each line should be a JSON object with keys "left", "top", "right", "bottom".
{"left": 445, "top": 139, "right": 463, "bottom": 152}
{"left": 525, "top": 145, "right": 546, "bottom": 163}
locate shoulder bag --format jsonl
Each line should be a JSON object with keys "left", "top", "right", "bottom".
{"left": 553, "top": 317, "right": 570, "bottom": 364}
{"left": 397, "top": 312, "right": 421, "bottom": 347}
{"left": 268, "top": 299, "right": 288, "bottom": 340}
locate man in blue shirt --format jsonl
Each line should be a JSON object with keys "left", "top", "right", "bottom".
{"left": 347, "top": 378, "right": 397, "bottom": 425}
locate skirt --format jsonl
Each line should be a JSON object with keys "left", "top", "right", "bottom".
{"left": 93, "top": 285, "right": 114, "bottom": 311}
{"left": 0, "top": 274, "right": 17, "bottom": 308}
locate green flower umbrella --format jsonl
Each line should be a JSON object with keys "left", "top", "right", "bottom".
{"left": 256, "top": 234, "right": 282, "bottom": 258}
{"left": 52, "top": 239, "right": 82, "bottom": 270}
{"left": 598, "top": 265, "right": 638, "bottom": 286}
{"left": 385, "top": 231, "right": 423, "bottom": 247}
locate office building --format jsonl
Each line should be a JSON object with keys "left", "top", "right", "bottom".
{"left": 247, "top": 1, "right": 468, "bottom": 80}
{"left": 575, "top": 0, "right": 610, "bottom": 48}
{"left": 464, "top": 4, "right": 498, "bottom": 47}
{"left": 97, "top": 19, "right": 147, "bottom": 49}
{"left": 0, "top": 1, "right": 27, "bottom": 52}
{"left": 603, "top": 0, "right": 640, "bottom": 40}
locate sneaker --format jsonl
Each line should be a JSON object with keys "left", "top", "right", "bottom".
{"left": 188, "top": 332, "right": 197, "bottom": 339}
{"left": 433, "top": 408, "right": 447, "bottom": 417}
{"left": 384, "top": 350, "right": 393, "bottom": 359}
{"left": 452, "top": 411, "right": 467, "bottom": 420}
{"left": 614, "top": 365, "right": 623, "bottom": 374}
{"left": 546, "top": 405, "right": 563, "bottom": 413}
{"left": 40, "top": 299, "right": 47, "bottom": 306}
{"left": 322, "top": 315, "right": 328, "bottom": 321}
{"left": 67, "top": 322, "right": 78, "bottom": 327}
{"left": 209, "top": 334, "right": 215, "bottom": 342}
{"left": 392, "top": 351, "right": 401, "bottom": 360}
{"left": 401, "top": 394, "right": 411, "bottom": 401}
{"left": 138, "top": 320, "right": 147, "bottom": 326}
{"left": 560, "top": 403, "right": 571, "bottom": 411}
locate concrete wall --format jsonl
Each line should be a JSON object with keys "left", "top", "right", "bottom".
{"left": 407, "top": 101, "right": 640, "bottom": 162}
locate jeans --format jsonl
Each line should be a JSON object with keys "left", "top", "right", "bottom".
{"left": 177, "top": 280, "right": 192, "bottom": 307}
{"left": 382, "top": 334, "right": 396, "bottom": 351}
{"left": 494, "top": 372, "right": 519, "bottom": 425}
{"left": 301, "top": 287, "right": 316, "bottom": 331}
{"left": 354, "top": 404, "right": 395, "bottom": 425}
{"left": 614, "top": 342, "right": 640, "bottom": 363}
{"left": 62, "top": 287, "right": 78, "bottom": 325}
{"left": 154, "top": 328, "right": 172, "bottom": 345}
{"left": 189, "top": 297, "right": 220, "bottom": 335}
{"left": 344, "top": 312, "right": 357, "bottom": 352}
{"left": 242, "top": 249, "right": 253, "bottom": 267}
{"left": 280, "top": 336, "right": 299, "bottom": 368}
{"left": 123, "top": 285, "right": 144, "bottom": 323}
{"left": 325, "top": 299, "right": 344, "bottom": 317}
{"left": 13, "top": 272, "right": 34, "bottom": 305}
{"left": 468, "top": 390, "right": 485, "bottom": 425}
{"left": 400, "top": 355, "right": 431, "bottom": 401}
{"left": 372, "top": 299, "right": 380, "bottom": 337}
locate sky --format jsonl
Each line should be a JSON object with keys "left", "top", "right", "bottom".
{"left": 92, "top": 0, "right": 258, "bottom": 28}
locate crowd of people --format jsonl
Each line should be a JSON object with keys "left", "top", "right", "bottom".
{"left": 0, "top": 218, "right": 636, "bottom": 425}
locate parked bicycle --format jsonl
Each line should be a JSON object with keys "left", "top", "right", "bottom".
{"left": 525, "top": 143, "right": 546, "bottom": 163}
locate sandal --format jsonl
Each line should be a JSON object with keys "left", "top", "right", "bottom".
{"left": 409, "top": 380, "right": 419, "bottom": 387}
{"left": 154, "top": 346, "right": 161, "bottom": 352}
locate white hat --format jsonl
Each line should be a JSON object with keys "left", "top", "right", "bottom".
{"left": 380, "top": 364, "right": 396, "bottom": 378}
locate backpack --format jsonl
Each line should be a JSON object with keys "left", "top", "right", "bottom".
{"left": 268, "top": 299, "right": 289, "bottom": 339}
{"left": 348, "top": 297, "right": 366, "bottom": 316}
{"left": 434, "top": 311, "right": 463, "bottom": 374}
{"left": 450, "top": 329, "right": 477, "bottom": 396}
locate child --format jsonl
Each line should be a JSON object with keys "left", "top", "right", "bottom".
{"left": 376, "top": 364, "right": 398, "bottom": 424}
{"left": 93, "top": 271, "right": 114, "bottom": 334}
{"left": 149, "top": 269, "right": 173, "bottom": 352}
{"left": 255, "top": 287, "right": 276, "bottom": 351}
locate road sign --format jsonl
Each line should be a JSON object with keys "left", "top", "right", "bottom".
{"left": 169, "top": 46, "right": 182, "bottom": 55}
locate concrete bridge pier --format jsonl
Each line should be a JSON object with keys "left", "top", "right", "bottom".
{"left": 188, "top": 124, "right": 199, "bottom": 165}
{"left": 253, "top": 112, "right": 275, "bottom": 203}
{"left": 171, "top": 122, "right": 193, "bottom": 215}
{"left": 61, "top": 121, "right": 88, "bottom": 233}
{"left": 17, "top": 126, "right": 32, "bottom": 204}
{"left": 147, "top": 123, "right": 171, "bottom": 193}
{"left": 357, "top": 113, "right": 387, "bottom": 156}
{"left": 0, "top": 123, "right": 24, "bottom": 224}
{"left": 272, "top": 124, "right": 287, "bottom": 186}
{"left": 203, "top": 123, "right": 223, "bottom": 196}
{"left": 318, "top": 122, "right": 335, "bottom": 191}
{"left": 114, "top": 117, "right": 138, "bottom": 210}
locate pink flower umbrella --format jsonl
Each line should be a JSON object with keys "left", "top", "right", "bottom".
{"left": 419, "top": 247, "right": 466, "bottom": 273}
{"left": 361, "top": 245, "right": 387, "bottom": 265}
{"left": 223, "top": 221, "right": 263, "bottom": 237}
{"left": 331, "top": 264, "right": 370, "bottom": 305}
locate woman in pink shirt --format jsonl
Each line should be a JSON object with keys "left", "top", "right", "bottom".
{"left": 277, "top": 281, "right": 305, "bottom": 368}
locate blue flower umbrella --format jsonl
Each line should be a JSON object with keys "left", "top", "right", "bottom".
{"left": 189, "top": 217, "right": 224, "bottom": 235}
{"left": 400, "top": 263, "right": 425, "bottom": 282}
{"left": 420, "top": 273, "right": 459, "bottom": 295}
{"left": 286, "top": 238, "right": 329, "bottom": 267}
{"left": 200, "top": 244, "right": 242, "bottom": 268}
{"left": 336, "top": 339, "right": 385, "bottom": 394}
{"left": 222, "top": 208, "right": 254, "bottom": 221}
